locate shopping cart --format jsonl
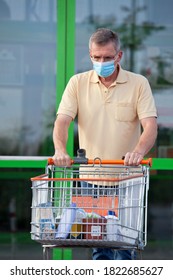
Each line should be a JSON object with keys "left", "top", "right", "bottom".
{"left": 30, "top": 149, "right": 151, "bottom": 260}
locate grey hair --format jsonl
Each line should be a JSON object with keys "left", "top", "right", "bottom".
{"left": 89, "top": 28, "right": 121, "bottom": 51}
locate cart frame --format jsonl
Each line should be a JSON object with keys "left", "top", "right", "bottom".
{"left": 30, "top": 154, "right": 151, "bottom": 260}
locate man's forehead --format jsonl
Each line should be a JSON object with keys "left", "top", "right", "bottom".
{"left": 90, "top": 42, "right": 116, "bottom": 53}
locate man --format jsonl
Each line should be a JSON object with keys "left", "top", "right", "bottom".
{"left": 53, "top": 28, "right": 157, "bottom": 260}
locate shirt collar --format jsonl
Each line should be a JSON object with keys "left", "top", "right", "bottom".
{"left": 116, "top": 64, "right": 128, "bottom": 84}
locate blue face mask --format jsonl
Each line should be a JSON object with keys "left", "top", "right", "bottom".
{"left": 93, "top": 60, "right": 115, "bottom": 77}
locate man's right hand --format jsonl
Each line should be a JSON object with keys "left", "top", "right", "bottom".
{"left": 52, "top": 150, "right": 71, "bottom": 166}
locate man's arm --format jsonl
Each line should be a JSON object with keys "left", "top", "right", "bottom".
{"left": 53, "top": 114, "right": 73, "bottom": 166}
{"left": 124, "top": 117, "right": 158, "bottom": 165}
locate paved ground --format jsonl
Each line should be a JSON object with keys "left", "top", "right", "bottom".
{"left": 0, "top": 242, "right": 173, "bottom": 260}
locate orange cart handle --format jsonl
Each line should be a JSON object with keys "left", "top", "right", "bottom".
{"left": 83, "top": 158, "right": 152, "bottom": 166}
{"left": 47, "top": 157, "right": 152, "bottom": 167}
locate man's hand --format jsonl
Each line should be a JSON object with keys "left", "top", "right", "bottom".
{"left": 53, "top": 150, "right": 71, "bottom": 167}
{"left": 124, "top": 152, "right": 144, "bottom": 166}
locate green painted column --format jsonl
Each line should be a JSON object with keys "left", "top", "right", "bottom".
{"left": 53, "top": 0, "right": 76, "bottom": 260}
{"left": 56, "top": 0, "right": 75, "bottom": 158}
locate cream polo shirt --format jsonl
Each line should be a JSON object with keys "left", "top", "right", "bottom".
{"left": 57, "top": 65, "right": 157, "bottom": 160}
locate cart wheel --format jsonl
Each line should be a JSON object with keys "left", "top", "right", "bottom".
{"left": 43, "top": 246, "right": 51, "bottom": 260}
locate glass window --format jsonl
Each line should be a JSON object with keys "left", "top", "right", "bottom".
{"left": 0, "top": 0, "right": 57, "bottom": 156}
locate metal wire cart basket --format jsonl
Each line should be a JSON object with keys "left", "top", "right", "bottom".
{"left": 30, "top": 150, "right": 151, "bottom": 259}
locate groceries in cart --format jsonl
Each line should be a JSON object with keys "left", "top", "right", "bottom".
{"left": 38, "top": 202, "right": 55, "bottom": 240}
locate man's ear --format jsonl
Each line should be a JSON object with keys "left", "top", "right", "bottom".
{"left": 117, "top": 50, "right": 123, "bottom": 63}
{"left": 89, "top": 51, "right": 92, "bottom": 60}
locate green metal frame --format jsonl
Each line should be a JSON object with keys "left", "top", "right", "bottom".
{"left": 151, "top": 158, "right": 173, "bottom": 170}
{"left": 56, "top": 0, "right": 75, "bottom": 159}
{"left": 53, "top": 0, "right": 75, "bottom": 260}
